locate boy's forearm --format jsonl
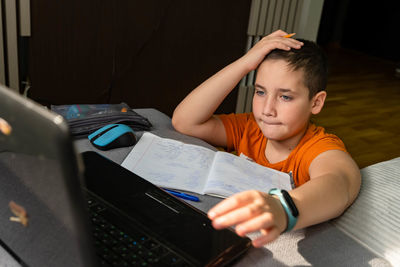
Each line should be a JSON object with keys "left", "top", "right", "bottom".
{"left": 172, "top": 57, "right": 250, "bottom": 130}
{"left": 290, "top": 171, "right": 360, "bottom": 230}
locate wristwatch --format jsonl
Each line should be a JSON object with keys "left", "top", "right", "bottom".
{"left": 268, "top": 188, "right": 299, "bottom": 232}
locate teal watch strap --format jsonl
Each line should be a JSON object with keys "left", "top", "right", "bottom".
{"left": 269, "top": 188, "right": 298, "bottom": 232}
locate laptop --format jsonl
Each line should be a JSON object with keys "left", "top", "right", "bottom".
{"left": 0, "top": 84, "right": 251, "bottom": 267}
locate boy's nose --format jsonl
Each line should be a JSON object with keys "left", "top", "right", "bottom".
{"left": 262, "top": 97, "right": 277, "bottom": 117}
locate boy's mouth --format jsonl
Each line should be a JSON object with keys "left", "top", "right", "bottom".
{"left": 260, "top": 120, "right": 282, "bottom": 125}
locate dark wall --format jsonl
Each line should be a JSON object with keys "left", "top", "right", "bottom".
{"left": 340, "top": 1, "right": 399, "bottom": 62}
{"left": 28, "top": 1, "right": 251, "bottom": 116}
{"left": 318, "top": 0, "right": 399, "bottom": 62}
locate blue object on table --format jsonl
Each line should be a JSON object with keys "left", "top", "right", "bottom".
{"left": 88, "top": 124, "right": 136, "bottom": 151}
{"left": 162, "top": 188, "right": 200, "bottom": 202}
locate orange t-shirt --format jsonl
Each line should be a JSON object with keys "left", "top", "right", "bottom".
{"left": 218, "top": 113, "right": 347, "bottom": 187}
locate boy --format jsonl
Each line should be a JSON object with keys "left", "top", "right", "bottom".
{"left": 172, "top": 30, "right": 361, "bottom": 247}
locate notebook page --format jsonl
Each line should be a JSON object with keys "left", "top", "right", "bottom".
{"left": 204, "top": 151, "right": 292, "bottom": 198}
{"left": 121, "top": 132, "right": 215, "bottom": 193}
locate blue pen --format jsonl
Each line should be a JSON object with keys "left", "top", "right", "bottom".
{"left": 162, "top": 188, "right": 200, "bottom": 202}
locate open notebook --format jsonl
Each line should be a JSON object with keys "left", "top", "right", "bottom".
{"left": 122, "top": 132, "right": 293, "bottom": 198}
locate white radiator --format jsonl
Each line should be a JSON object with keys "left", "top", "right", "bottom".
{"left": 235, "top": 0, "right": 324, "bottom": 113}
{"left": 0, "top": 0, "right": 30, "bottom": 91}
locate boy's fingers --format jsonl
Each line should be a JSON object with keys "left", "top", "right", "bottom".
{"left": 208, "top": 190, "right": 267, "bottom": 219}
{"left": 269, "top": 29, "right": 288, "bottom": 37}
{"left": 235, "top": 212, "right": 275, "bottom": 236}
{"left": 211, "top": 206, "right": 255, "bottom": 230}
{"left": 258, "top": 36, "right": 303, "bottom": 50}
{"left": 211, "top": 200, "right": 270, "bottom": 230}
{"left": 281, "top": 37, "right": 304, "bottom": 47}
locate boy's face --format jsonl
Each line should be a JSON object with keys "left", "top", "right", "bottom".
{"left": 252, "top": 59, "right": 320, "bottom": 143}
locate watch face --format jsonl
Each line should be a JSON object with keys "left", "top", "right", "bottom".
{"left": 281, "top": 190, "right": 299, "bottom": 217}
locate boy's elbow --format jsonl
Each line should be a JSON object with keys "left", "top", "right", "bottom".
{"left": 171, "top": 114, "right": 181, "bottom": 131}
{"left": 348, "top": 169, "right": 362, "bottom": 206}
{"left": 171, "top": 113, "right": 190, "bottom": 134}
{"left": 342, "top": 165, "right": 361, "bottom": 210}
{"left": 336, "top": 152, "right": 362, "bottom": 209}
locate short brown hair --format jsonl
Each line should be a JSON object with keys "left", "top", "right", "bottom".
{"left": 262, "top": 39, "right": 328, "bottom": 99}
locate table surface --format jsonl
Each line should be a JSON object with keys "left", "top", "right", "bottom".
{"left": 1, "top": 108, "right": 390, "bottom": 267}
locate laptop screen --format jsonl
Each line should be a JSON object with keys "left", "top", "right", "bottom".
{"left": 0, "top": 85, "right": 95, "bottom": 266}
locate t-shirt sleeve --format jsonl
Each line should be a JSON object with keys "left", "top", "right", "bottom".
{"left": 307, "top": 135, "right": 347, "bottom": 161}
{"left": 217, "top": 113, "right": 252, "bottom": 152}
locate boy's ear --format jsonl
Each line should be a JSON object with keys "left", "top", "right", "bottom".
{"left": 311, "top": 91, "right": 327, "bottom": 115}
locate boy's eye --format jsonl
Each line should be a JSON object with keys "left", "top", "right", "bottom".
{"left": 281, "top": 95, "right": 292, "bottom": 101}
{"left": 255, "top": 90, "right": 265, "bottom": 96}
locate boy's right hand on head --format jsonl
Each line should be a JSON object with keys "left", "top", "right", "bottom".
{"left": 242, "top": 29, "right": 304, "bottom": 71}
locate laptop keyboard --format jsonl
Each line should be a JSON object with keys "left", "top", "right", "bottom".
{"left": 87, "top": 196, "right": 191, "bottom": 267}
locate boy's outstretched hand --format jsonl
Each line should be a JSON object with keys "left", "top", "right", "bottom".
{"left": 242, "top": 30, "right": 304, "bottom": 71}
{"left": 207, "top": 190, "right": 289, "bottom": 247}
